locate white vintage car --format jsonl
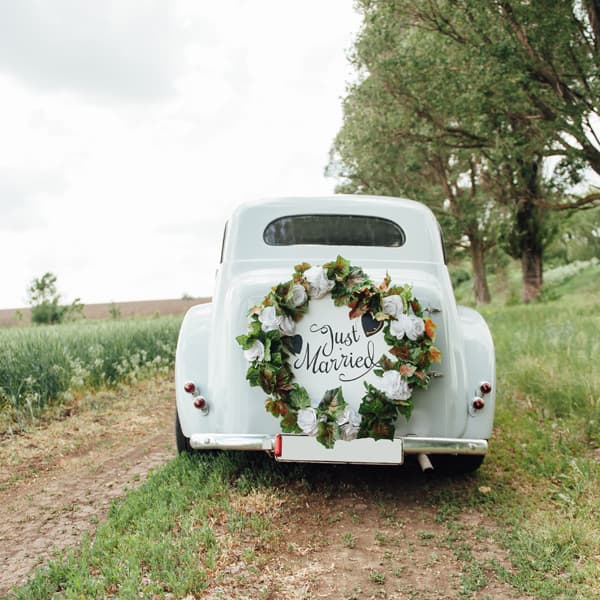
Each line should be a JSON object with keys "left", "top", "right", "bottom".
{"left": 175, "top": 195, "right": 495, "bottom": 473}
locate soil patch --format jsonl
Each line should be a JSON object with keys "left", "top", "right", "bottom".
{"left": 1, "top": 378, "right": 520, "bottom": 598}
{"left": 0, "top": 377, "right": 176, "bottom": 596}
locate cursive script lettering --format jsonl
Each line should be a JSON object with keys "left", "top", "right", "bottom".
{"left": 293, "top": 322, "right": 377, "bottom": 382}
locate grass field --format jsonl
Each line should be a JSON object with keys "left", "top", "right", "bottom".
{"left": 7, "top": 263, "right": 600, "bottom": 598}
{"left": 0, "top": 316, "right": 182, "bottom": 433}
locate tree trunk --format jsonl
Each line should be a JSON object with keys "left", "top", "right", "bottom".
{"left": 514, "top": 158, "right": 545, "bottom": 303}
{"left": 469, "top": 236, "right": 491, "bottom": 304}
{"left": 516, "top": 198, "right": 544, "bottom": 303}
{"left": 521, "top": 243, "right": 543, "bottom": 303}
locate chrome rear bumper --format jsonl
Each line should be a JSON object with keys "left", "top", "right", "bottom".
{"left": 189, "top": 433, "right": 488, "bottom": 455}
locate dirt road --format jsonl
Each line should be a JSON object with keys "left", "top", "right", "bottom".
{"left": 0, "top": 378, "right": 520, "bottom": 598}
{"left": 0, "top": 378, "right": 176, "bottom": 596}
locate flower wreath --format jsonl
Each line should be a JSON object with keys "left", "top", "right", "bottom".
{"left": 236, "top": 256, "right": 441, "bottom": 448}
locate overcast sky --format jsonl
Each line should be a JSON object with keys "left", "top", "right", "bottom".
{"left": 0, "top": 1, "right": 361, "bottom": 309}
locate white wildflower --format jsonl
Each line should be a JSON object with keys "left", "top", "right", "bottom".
{"left": 304, "top": 266, "right": 335, "bottom": 299}
{"left": 290, "top": 284, "right": 308, "bottom": 308}
{"left": 390, "top": 313, "right": 424, "bottom": 341}
{"left": 297, "top": 407, "right": 319, "bottom": 436}
{"left": 243, "top": 339, "right": 265, "bottom": 362}
{"left": 337, "top": 406, "right": 362, "bottom": 441}
{"left": 279, "top": 315, "right": 296, "bottom": 336}
{"left": 382, "top": 294, "right": 404, "bottom": 318}
{"left": 406, "top": 314, "right": 425, "bottom": 341}
{"left": 258, "top": 305, "right": 281, "bottom": 332}
{"left": 378, "top": 370, "right": 412, "bottom": 401}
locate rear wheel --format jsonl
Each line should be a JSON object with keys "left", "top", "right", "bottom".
{"left": 434, "top": 454, "right": 485, "bottom": 475}
{"left": 175, "top": 409, "right": 193, "bottom": 453}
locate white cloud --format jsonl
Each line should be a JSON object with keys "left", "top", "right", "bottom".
{"left": 0, "top": 0, "right": 187, "bottom": 101}
{"left": 0, "top": 167, "right": 64, "bottom": 231}
{"left": 0, "top": 0, "right": 361, "bottom": 309}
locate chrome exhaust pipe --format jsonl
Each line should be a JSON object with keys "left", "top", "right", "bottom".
{"left": 417, "top": 453, "right": 434, "bottom": 472}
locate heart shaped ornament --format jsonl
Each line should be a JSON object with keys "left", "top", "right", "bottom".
{"left": 361, "top": 312, "right": 384, "bottom": 337}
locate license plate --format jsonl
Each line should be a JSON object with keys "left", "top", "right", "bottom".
{"left": 275, "top": 435, "right": 404, "bottom": 465}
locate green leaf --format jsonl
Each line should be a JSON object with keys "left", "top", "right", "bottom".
{"left": 289, "top": 386, "right": 311, "bottom": 410}
{"left": 249, "top": 320, "right": 262, "bottom": 337}
{"left": 280, "top": 411, "right": 301, "bottom": 433}
{"left": 318, "top": 387, "right": 347, "bottom": 419}
{"left": 316, "top": 420, "right": 336, "bottom": 449}
{"left": 246, "top": 366, "right": 261, "bottom": 387}
{"left": 236, "top": 334, "right": 251, "bottom": 349}
{"left": 263, "top": 337, "right": 272, "bottom": 363}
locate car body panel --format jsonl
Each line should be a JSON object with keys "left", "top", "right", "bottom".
{"left": 175, "top": 196, "right": 495, "bottom": 463}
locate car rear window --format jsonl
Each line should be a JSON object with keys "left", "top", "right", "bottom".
{"left": 263, "top": 214, "right": 406, "bottom": 247}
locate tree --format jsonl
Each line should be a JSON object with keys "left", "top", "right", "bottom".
{"left": 407, "top": 0, "right": 600, "bottom": 301}
{"left": 27, "top": 272, "right": 83, "bottom": 325}
{"left": 331, "top": 0, "right": 600, "bottom": 302}
{"left": 330, "top": 68, "right": 499, "bottom": 303}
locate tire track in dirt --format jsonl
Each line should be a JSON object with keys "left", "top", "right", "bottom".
{"left": 0, "top": 378, "right": 176, "bottom": 596}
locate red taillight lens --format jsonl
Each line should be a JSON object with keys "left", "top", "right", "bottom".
{"left": 472, "top": 397, "right": 485, "bottom": 410}
{"left": 479, "top": 382, "right": 492, "bottom": 395}
{"left": 273, "top": 434, "right": 282, "bottom": 457}
{"left": 193, "top": 396, "right": 207, "bottom": 410}
{"left": 183, "top": 382, "right": 196, "bottom": 394}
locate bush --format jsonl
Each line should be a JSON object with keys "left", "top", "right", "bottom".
{"left": 449, "top": 266, "right": 471, "bottom": 289}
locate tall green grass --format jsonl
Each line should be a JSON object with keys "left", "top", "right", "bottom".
{"left": 476, "top": 274, "right": 600, "bottom": 597}
{"left": 0, "top": 316, "right": 181, "bottom": 430}
{"left": 485, "top": 298, "right": 599, "bottom": 433}
{"left": 452, "top": 257, "right": 600, "bottom": 307}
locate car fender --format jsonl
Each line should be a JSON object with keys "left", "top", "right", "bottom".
{"left": 457, "top": 306, "right": 496, "bottom": 439}
{"left": 175, "top": 302, "right": 212, "bottom": 438}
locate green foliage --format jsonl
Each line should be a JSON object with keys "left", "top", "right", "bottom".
{"left": 544, "top": 205, "right": 600, "bottom": 265}
{"left": 452, "top": 256, "right": 600, "bottom": 307}
{"left": 331, "top": 0, "right": 600, "bottom": 302}
{"left": 476, "top": 284, "right": 600, "bottom": 596}
{"left": 108, "top": 302, "right": 121, "bottom": 320}
{"left": 0, "top": 316, "right": 181, "bottom": 430}
{"left": 27, "top": 272, "right": 84, "bottom": 325}
{"left": 237, "top": 256, "right": 439, "bottom": 446}
{"left": 449, "top": 266, "right": 471, "bottom": 290}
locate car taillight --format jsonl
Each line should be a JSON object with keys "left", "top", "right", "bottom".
{"left": 183, "top": 381, "right": 196, "bottom": 394}
{"left": 479, "top": 381, "right": 492, "bottom": 395}
{"left": 193, "top": 396, "right": 207, "bottom": 410}
{"left": 472, "top": 397, "right": 485, "bottom": 410}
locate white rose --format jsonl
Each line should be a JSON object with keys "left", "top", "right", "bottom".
{"left": 290, "top": 284, "right": 308, "bottom": 308}
{"left": 337, "top": 406, "right": 362, "bottom": 441}
{"left": 258, "top": 305, "right": 281, "bottom": 332}
{"left": 297, "top": 407, "right": 318, "bottom": 436}
{"left": 279, "top": 315, "right": 296, "bottom": 336}
{"left": 406, "top": 314, "right": 425, "bottom": 341}
{"left": 382, "top": 294, "right": 404, "bottom": 318}
{"left": 304, "top": 266, "right": 335, "bottom": 299}
{"left": 378, "top": 370, "right": 412, "bottom": 401}
{"left": 243, "top": 339, "right": 265, "bottom": 362}
{"left": 389, "top": 313, "right": 412, "bottom": 340}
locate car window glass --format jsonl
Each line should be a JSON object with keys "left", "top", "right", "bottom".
{"left": 263, "top": 215, "right": 405, "bottom": 247}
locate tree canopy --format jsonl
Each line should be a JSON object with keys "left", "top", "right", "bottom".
{"left": 331, "top": 0, "right": 599, "bottom": 302}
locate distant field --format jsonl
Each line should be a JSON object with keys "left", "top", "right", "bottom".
{"left": 0, "top": 297, "right": 210, "bottom": 327}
